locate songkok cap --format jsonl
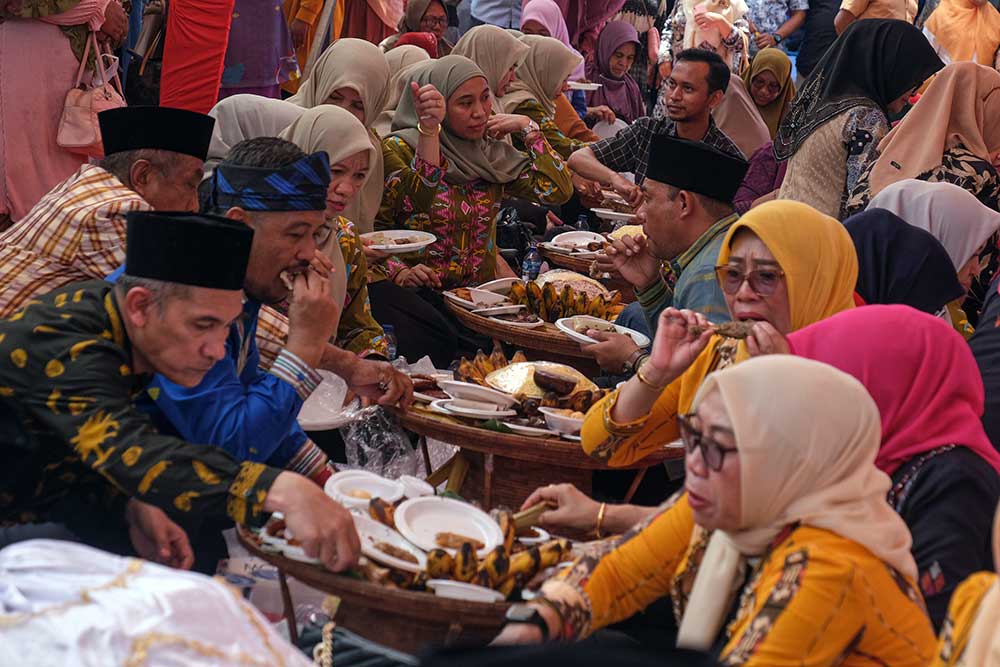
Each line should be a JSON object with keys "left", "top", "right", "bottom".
{"left": 645, "top": 135, "right": 749, "bottom": 204}
{"left": 125, "top": 211, "right": 254, "bottom": 290}
{"left": 99, "top": 106, "right": 215, "bottom": 160}
{"left": 209, "top": 151, "right": 331, "bottom": 212}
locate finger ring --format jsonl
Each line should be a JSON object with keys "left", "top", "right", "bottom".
{"left": 378, "top": 381, "right": 389, "bottom": 391}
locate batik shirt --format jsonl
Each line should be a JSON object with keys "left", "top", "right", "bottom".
{"left": 932, "top": 572, "right": 999, "bottom": 666}
{"left": 510, "top": 100, "right": 590, "bottom": 161}
{"left": 375, "top": 132, "right": 573, "bottom": 288}
{"left": 539, "top": 493, "right": 937, "bottom": 666}
{"left": 0, "top": 281, "right": 279, "bottom": 527}
{"left": 746, "top": 0, "right": 809, "bottom": 55}
{"left": 332, "top": 216, "right": 388, "bottom": 357}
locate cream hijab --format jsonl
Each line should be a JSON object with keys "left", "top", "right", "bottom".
{"left": 287, "top": 38, "right": 390, "bottom": 233}
{"left": 206, "top": 95, "right": 305, "bottom": 176}
{"left": 500, "top": 35, "right": 583, "bottom": 117}
{"left": 956, "top": 502, "right": 1000, "bottom": 666}
{"left": 373, "top": 46, "right": 433, "bottom": 137}
{"left": 711, "top": 76, "right": 769, "bottom": 158}
{"left": 391, "top": 56, "right": 531, "bottom": 185}
{"left": 868, "top": 179, "right": 1000, "bottom": 270}
{"left": 279, "top": 106, "right": 376, "bottom": 307}
{"left": 676, "top": 355, "right": 917, "bottom": 650}
{"left": 452, "top": 24, "right": 530, "bottom": 96}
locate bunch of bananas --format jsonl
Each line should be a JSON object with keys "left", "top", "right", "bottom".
{"left": 508, "top": 280, "right": 624, "bottom": 323}
{"left": 455, "top": 342, "right": 527, "bottom": 386}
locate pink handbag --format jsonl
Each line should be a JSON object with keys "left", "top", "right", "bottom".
{"left": 57, "top": 31, "right": 127, "bottom": 158}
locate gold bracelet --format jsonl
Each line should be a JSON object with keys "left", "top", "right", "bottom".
{"left": 417, "top": 122, "right": 441, "bottom": 136}
{"left": 594, "top": 502, "right": 608, "bottom": 538}
{"left": 636, "top": 364, "right": 668, "bottom": 391}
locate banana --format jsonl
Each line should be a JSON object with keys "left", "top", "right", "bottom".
{"left": 574, "top": 290, "right": 588, "bottom": 317}
{"left": 560, "top": 285, "right": 574, "bottom": 318}
{"left": 497, "top": 572, "right": 528, "bottom": 600}
{"left": 586, "top": 294, "right": 607, "bottom": 320}
{"left": 506, "top": 546, "right": 542, "bottom": 582}
{"left": 509, "top": 281, "right": 528, "bottom": 305}
{"left": 498, "top": 511, "right": 516, "bottom": 555}
{"left": 368, "top": 498, "right": 396, "bottom": 530}
{"left": 607, "top": 290, "right": 622, "bottom": 308}
{"left": 511, "top": 350, "right": 528, "bottom": 365}
{"left": 474, "top": 350, "right": 495, "bottom": 375}
{"left": 477, "top": 545, "right": 511, "bottom": 587}
{"left": 538, "top": 539, "right": 571, "bottom": 569}
{"left": 426, "top": 548, "right": 455, "bottom": 579}
{"left": 473, "top": 569, "right": 493, "bottom": 588}
{"left": 489, "top": 341, "right": 507, "bottom": 371}
{"left": 454, "top": 542, "right": 479, "bottom": 582}
{"left": 456, "top": 357, "right": 486, "bottom": 385}
{"left": 526, "top": 281, "right": 543, "bottom": 315}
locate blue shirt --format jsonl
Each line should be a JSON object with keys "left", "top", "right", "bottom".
{"left": 470, "top": 0, "right": 521, "bottom": 27}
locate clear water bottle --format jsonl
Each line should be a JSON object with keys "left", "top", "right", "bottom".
{"left": 521, "top": 242, "right": 543, "bottom": 281}
{"left": 575, "top": 214, "right": 590, "bottom": 231}
{"left": 383, "top": 325, "right": 398, "bottom": 360}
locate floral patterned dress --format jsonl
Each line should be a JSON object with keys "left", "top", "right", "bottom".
{"left": 510, "top": 99, "right": 591, "bottom": 161}
{"left": 332, "top": 216, "right": 388, "bottom": 358}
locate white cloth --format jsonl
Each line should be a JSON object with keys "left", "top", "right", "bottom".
{"left": 0, "top": 540, "right": 313, "bottom": 667}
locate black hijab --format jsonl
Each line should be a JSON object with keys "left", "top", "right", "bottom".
{"left": 774, "top": 19, "right": 943, "bottom": 159}
{"left": 845, "top": 208, "right": 965, "bottom": 314}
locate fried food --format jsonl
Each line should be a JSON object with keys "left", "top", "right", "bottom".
{"left": 375, "top": 541, "right": 418, "bottom": 564}
{"left": 690, "top": 320, "right": 756, "bottom": 339}
{"left": 347, "top": 489, "right": 372, "bottom": 500}
{"left": 533, "top": 368, "right": 578, "bottom": 396}
{"left": 369, "top": 498, "right": 396, "bottom": 530}
{"left": 435, "top": 532, "right": 486, "bottom": 550}
{"left": 573, "top": 319, "right": 616, "bottom": 335}
{"left": 426, "top": 549, "right": 455, "bottom": 579}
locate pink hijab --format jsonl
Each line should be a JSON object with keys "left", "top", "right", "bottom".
{"left": 788, "top": 305, "right": 1000, "bottom": 476}
{"left": 520, "top": 0, "right": 586, "bottom": 80}
{"left": 585, "top": 20, "right": 646, "bottom": 123}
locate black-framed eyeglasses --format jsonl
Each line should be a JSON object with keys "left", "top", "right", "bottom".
{"left": 313, "top": 224, "right": 333, "bottom": 246}
{"left": 420, "top": 16, "right": 448, "bottom": 27}
{"left": 677, "top": 412, "right": 738, "bottom": 472}
{"left": 714, "top": 265, "right": 786, "bottom": 297}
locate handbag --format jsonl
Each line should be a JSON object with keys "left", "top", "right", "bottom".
{"left": 57, "top": 31, "right": 127, "bottom": 159}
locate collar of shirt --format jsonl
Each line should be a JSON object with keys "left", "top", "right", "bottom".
{"left": 669, "top": 212, "right": 739, "bottom": 276}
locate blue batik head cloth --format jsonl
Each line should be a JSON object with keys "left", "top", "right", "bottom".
{"left": 210, "top": 151, "right": 331, "bottom": 212}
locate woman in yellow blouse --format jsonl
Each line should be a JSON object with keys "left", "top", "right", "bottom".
{"left": 581, "top": 199, "right": 858, "bottom": 468}
{"left": 495, "top": 355, "right": 937, "bottom": 666}
{"left": 932, "top": 503, "right": 1000, "bottom": 666}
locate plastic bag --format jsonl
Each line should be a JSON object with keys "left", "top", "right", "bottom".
{"left": 339, "top": 405, "right": 422, "bottom": 478}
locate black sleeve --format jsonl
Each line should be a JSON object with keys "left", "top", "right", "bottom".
{"left": 969, "top": 273, "right": 1000, "bottom": 449}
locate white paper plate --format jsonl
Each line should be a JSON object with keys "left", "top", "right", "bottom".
{"left": 539, "top": 242, "right": 599, "bottom": 259}
{"left": 430, "top": 398, "right": 517, "bottom": 419}
{"left": 549, "top": 230, "right": 606, "bottom": 251}
{"left": 561, "top": 433, "right": 582, "bottom": 442}
{"left": 281, "top": 543, "right": 322, "bottom": 565}
{"left": 324, "top": 470, "right": 405, "bottom": 509}
{"left": 555, "top": 316, "right": 650, "bottom": 348}
{"left": 488, "top": 314, "right": 545, "bottom": 329}
{"left": 395, "top": 496, "right": 503, "bottom": 558}
{"left": 568, "top": 81, "right": 601, "bottom": 91}
{"left": 471, "top": 304, "right": 525, "bottom": 317}
{"left": 353, "top": 513, "right": 427, "bottom": 573}
{"left": 518, "top": 526, "right": 551, "bottom": 545}
{"left": 360, "top": 230, "right": 436, "bottom": 253}
{"left": 591, "top": 208, "right": 637, "bottom": 223}
{"left": 539, "top": 407, "right": 584, "bottom": 435}
{"left": 427, "top": 579, "right": 505, "bottom": 603}
{"left": 443, "top": 288, "right": 509, "bottom": 310}
{"left": 400, "top": 475, "right": 435, "bottom": 498}
{"left": 438, "top": 381, "right": 518, "bottom": 408}
{"left": 413, "top": 391, "right": 441, "bottom": 404}
{"left": 501, "top": 422, "right": 555, "bottom": 437}
{"left": 478, "top": 278, "right": 520, "bottom": 294}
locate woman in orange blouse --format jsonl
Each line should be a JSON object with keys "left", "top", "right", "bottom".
{"left": 494, "top": 356, "right": 936, "bottom": 666}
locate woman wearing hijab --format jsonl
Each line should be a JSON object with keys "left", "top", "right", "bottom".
{"left": 520, "top": 0, "right": 590, "bottom": 119}
{"left": 380, "top": 0, "right": 453, "bottom": 55}
{"left": 205, "top": 95, "right": 305, "bottom": 177}
{"left": 844, "top": 209, "right": 965, "bottom": 314}
{"left": 932, "top": 503, "right": 1000, "bottom": 666}
{"left": 372, "top": 45, "right": 434, "bottom": 136}
{"left": 846, "top": 62, "right": 1000, "bottom": 215}
{"left": 288, "top": 38, "right": 391, "bottom": 235}
{"left": 710, "top": 75, "right": 771, "bottom": 158}
{"left": 743, "top": 47, "right": 795, "bottom": 139}
{"left": 924, "top": 0, "right": 1000, "bottom": 66}
{"left": 868, "top": 179, "right": 1000, "bottom": 336}
{"left": 279, "top": 106, "right": 389, "bottom": 358}
{"left": 579, "top": 199, "right": 857, "bottom": 468}
{"left": 500, "top": 35, "right": 590, "bottom": 160}
{"left": 607, "top": 0, "right": 674, "bottom": 111}
{"left": 496, "top": 355, "right": 935, "bottom": 666}
{"left": 775, "top": 19, "right": 943, "bottom": 220}
{"left": 585, "top": 21, "right": 647, "bottom": 123}
{"left": 453, "top": 24, "right": 530, "bottom": 100}
{"left": 787, "top": 306, "right": 1000, "bottom": 630}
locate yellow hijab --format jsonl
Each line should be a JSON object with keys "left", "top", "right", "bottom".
{"left": 500, "top": 35, "right": 583, "bottom": 117}
{"left": 926, "top": 0, "right": 1000, "bottom": 65}
{"left": 953, "top": 502, "right": 1000, "bottom": 666}
{"left": 742, "top": 48, "right": 796, "bottom": 139}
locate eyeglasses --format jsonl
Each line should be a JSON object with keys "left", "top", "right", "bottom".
{"left": 313, "top": 224, "right": 333, "bottom": 246}
{"left": 420, "top": 16, "right": 448, "bottom": 27}
{"left": 714, "top": 265, "right": 785, "bottom": 297}
{"left": 677, "top": 412, "right": 738, "bottom": 472}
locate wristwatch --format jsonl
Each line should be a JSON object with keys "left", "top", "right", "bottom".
{"left": 623, "top": 349, "right": 649, "bottom": 375}
{"left": 504, "top": 604, "right": 549, "bottom": 641}
{"left": 771, "top": 32, "right": 783, "bottom": 44}
{"left": 520, "top": 119, "right": 541, "bottom": 137}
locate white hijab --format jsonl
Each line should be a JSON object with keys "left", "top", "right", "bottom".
{"left": 676, "top": 355, "right": 917, "bottom": 650}
{"left": 205, "top": 95, "right": 305, "bottom": 177}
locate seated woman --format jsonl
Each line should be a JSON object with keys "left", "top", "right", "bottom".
{"left": 381, "top": 0, "right": 453, "bottom": 55}
{"left": 287, "top": 38, "right": 391, "bottom": 235}
{"left": 500, "top": 35, "right": 589, "bottom": 161}
{"left": 279, "top": 106, "right": 389, "bottom": 358}
{"left": 581, "top": 200, "right": 857, "bottom": 468}
{"left": 774, "top": 19, "right": 942, "bottom": 220}
{"left": 585, "top": 21, "right": 646, "bottom": 124}
{"left": 374, "top": 55, "right": 572, "bottom": 357}
{"left": 711, "top": 75, "right": 771, "bottom": 159}
{"left": 742, "top": 48, "right": 796, "bottom": 140}
{"left": 923, "top": 0, "right": 1000, "bottom": 67}
{"left": 519, "top": 0, "right": 589, "bottom": 121}
{"left": 732, "top": 142, "right": 786, "bottom": 214}
{"left": 868, "top": 179, "right": 1000, "bottom": 336}
{"left": 845, "top": 208, "right": 965, "bottom": 315}
{"left": 453, "top": 24, "right": 530, "bottom": 101}
{"left": 373, "top": 45, "right": 433, "bottom": 137}
{"left": 496, "top": 355, "right": 936, "bottom": 666}
{"left": 931, "top": 503, "right": 1000, "bottom": 666}
{"left": 846, "top": 62, "right": 1000, "bottom": 216}
{"left": 786, "top": 305, "right": 1000, "bottom": 630}
{"left": 206, "top": 95, "right": 305, "bottom": 176}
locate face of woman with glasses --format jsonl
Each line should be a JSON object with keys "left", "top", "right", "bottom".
{"left": 683, "top": 388, "right": 742, "bottom": 531}
{"left": 718, "top": 229, "right": 792, "bottom": 334}
{"left": 419, "top": 0, "right": 449, "bottom": 40}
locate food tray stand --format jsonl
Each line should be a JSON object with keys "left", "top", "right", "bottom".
{"left": 538, "top": 247, "right": 635, "bottom": 303}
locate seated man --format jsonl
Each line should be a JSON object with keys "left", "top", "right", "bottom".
{"left": 566, "top": 48, "right": 744, "bottom": 208}
{"left": 584, "top": 136, "right": 749, "bottom": 376}
{"left": 0, "top": 212, "right": 359, "bottom": 572}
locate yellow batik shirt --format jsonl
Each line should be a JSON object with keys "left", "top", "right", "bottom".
{"left": 0, "top": 281, "right": 280, "bottom": 528}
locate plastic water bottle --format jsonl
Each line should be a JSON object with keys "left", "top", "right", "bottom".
{"left": 521, "top": 243, "right": 543, "bottom": 281}
{"left": 575, "top": 214, "right": 590, "bottom": 231}
{"left": 383, "top": 325, "right": 398, "bottom": 360}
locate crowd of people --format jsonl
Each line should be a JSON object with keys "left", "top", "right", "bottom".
{"left": 4, "top": 0, "right": 1000, "bottom": 664}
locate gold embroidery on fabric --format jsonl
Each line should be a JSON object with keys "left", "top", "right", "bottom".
{"left": 192, "top": 461, "right": 222, "bottom": 485}
{"left": 138, "top": 461, "right": 170, "bottom": 494}
{"left": 70, "top": 339, "right": 99, "bottom": 360}
{"left": 104, "top": 293, "right": 124, "bottom": 346}
{"left": 10, "top": 348, "right": 27, "bottom": 368}
{"left": 33, "top": 325, "right": 58, "bottom": 334}
{"left": 45, "top": 359, "right": 65, "bottom": 378}
{"left": 119, "top": 364, "right": 131, "bottom": 376}
{"left": 54, "top": 293, "right": 68, "bottom": 308}
{"left": 173, "top": 491, "right": 200, "bottom": 512}
{"left": 0, "top": 387, "right": 13, "bottom": 397}
{"left": 67, "top": 397, "right": 95, "bottom": 416}
{"left": 47, "top": 389, "right": 62, "bottom": 414}
{"left": 147, "top": 387, "right": 160, "bottom": 401}
{"left": 122, "top": 446, "right": 143, "bottom": 467}
{"left": 73, "top": 289, "right": 84, "bottom": 303}
{"left": 70, "top": 411, "right": 119, "bottom": 466}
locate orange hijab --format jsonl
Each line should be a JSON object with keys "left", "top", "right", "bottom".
{"left": 925, "top": 0, "right": 1000, "bottom": 64}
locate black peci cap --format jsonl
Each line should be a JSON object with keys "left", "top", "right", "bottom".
{"left": 99, "top": 106, "right": 215, "bottom": 160}
{"left": 645, "top": 135, "right": 749, "bottom": 204}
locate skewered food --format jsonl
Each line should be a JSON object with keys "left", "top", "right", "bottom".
{"left": 690, "top": 320, "right": 756, "bottom": 339}
{"left": 435, "top": 532, "right": 486, "bottom": 550}
{"left": 375, "top": 542, "right": 418, "bottom": 564}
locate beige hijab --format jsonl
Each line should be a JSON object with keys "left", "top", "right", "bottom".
{"left": 279, "top": 106, "right": 376, "bottom": 306}
{"left": 711, "top": 75, "right": 769, "bottom": 157}
{"left": 956, "top": 502, "right": 1000, "bottom": 666}
{"left": 500, "top": 35, "right": 583, "bottom": 117}
{"left": 205, "top": 95, "right": 305, "bottom": 177}
{"left": 402, "top": 0, "right": 434, "bottom": 31}
{"left": 287, "top": 38, "right": 390, "bottom": 233}
{"left": 869, "top": 62, "right": 1000, "bottom": 198}
{"left": 391, "top": 56, "right": 531, "bottom": 184}
{"left": 676, "top": 355, "right": 917, "bottom": 650}
{"left": 452, "top": 24, "right": 530, "bottom": 95}
{"left": 372, "top": 46, "right": 432, "bottom": 137}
